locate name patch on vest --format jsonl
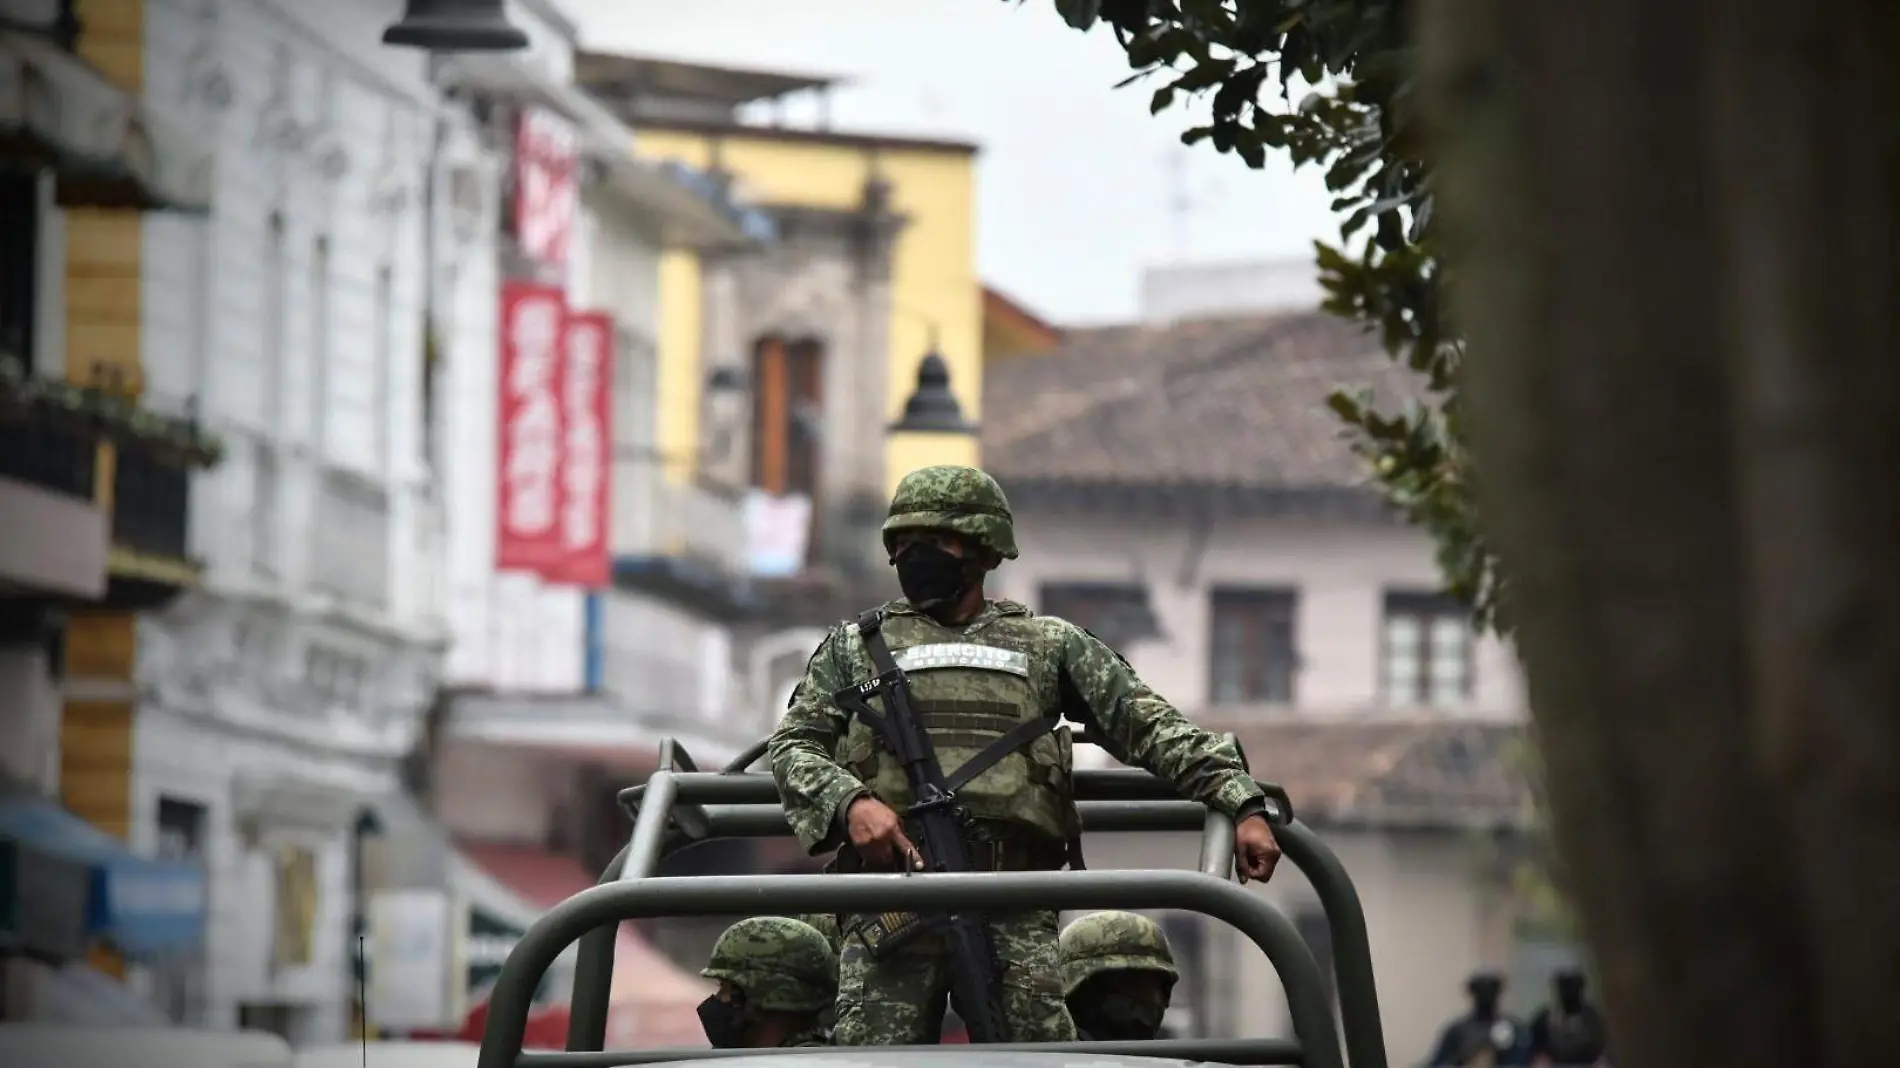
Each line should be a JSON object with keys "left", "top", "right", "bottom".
{"left": 893, "top": 642, "right": 1031, "bottom": 677}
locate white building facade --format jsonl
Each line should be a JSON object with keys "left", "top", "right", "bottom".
{"left": 127, "top": 1, "right": 456, "bottom": 1042}
{"left": 419, "top": 0, "right": 769, "bottom": 1015}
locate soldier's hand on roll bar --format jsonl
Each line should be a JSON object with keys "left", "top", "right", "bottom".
{"left": 847, "top": 795, "right": 926, "bottom": 871}
{"left": 1234, "top": 812, "right": 1282, "bottom": 884}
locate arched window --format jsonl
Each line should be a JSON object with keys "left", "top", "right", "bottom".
{"left": 750, "top": 335, "right": 824, "bottom": 498}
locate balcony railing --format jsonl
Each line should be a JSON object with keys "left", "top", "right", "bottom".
{"left": 110, "top": 444, "right": 189, "bottom": 560}
{"left": 612, "top": 452, "right": 750, "bottom": 615}
{"left": 0, "top": 417, "right": 96, "bottom": 503}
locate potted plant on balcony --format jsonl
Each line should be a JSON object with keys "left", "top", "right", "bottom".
{"left": 0, "top": 357, "right": 225, "bottom": 468}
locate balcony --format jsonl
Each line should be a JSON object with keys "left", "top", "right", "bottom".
{"left": 747, "top": 489, "right": 898, "bottom": 630}
{"left": 611, "top": 454, "right": 755, "bottom": 621}
{"left": 0, "top": 415, "right": 107, "bottom": 599}
{"left": 0, "top": 416, "right": 97, "bottom": 503}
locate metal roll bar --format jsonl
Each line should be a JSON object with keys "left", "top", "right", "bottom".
{"left": 517, "top": 736, "right": 1387, "bottom": 1068}
{"left": 482, "top": 872, "right": 1340, "bottom": 1068}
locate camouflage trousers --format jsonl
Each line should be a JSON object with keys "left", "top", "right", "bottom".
{"left": 834, "top": 909, "right": 1075, "bottom": 1045}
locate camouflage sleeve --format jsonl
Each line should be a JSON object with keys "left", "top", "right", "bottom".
{"left": 767, "top": 627, "right": 869, "bottom": 854}
{"left": 1057, "top": 622, "right": 1265, "bottom": 820}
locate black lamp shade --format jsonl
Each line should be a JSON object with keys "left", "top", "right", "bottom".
{"left": 383, "top": 0, "right": 530, "bottom": 52}
{"left": 889, "top": 352, "right": 976, "bottom": 435}
{"left": 706, "top": 366, "right": 747, "bottom": 393}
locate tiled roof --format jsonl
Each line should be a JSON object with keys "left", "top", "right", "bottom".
{"left": 981, "top": 311, "right": 1434, "bottom": 493}
{"left": 1206, "top": 715, "right": 1532, "bottom": 831}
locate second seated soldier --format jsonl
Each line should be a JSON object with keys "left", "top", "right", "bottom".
{"left": 768, "top": 464, "right": 1282, "bottom": 1046}
{"left": 696, "top": 917, "right": 836, "bottom": 1049}
{"left": 1060, "top": 910, "right": 1179, "bottom": 1041}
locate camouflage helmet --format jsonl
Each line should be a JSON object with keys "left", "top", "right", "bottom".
{"left": 881, "top": 465, "right": 1019, "bottom": 560}
{"left": 700, "top": 917, "right": 838, "bottom": 1013}
{"left": 1059, "top": 911, "right": 1180, "bottom": 999}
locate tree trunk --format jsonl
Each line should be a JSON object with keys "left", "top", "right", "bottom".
{"left": 1414, "top": 1, "right": 1900, "bottom": 1066}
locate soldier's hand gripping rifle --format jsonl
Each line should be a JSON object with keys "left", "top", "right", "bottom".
{"left": 831, "top": 609, "right": 1012, "bottom": 1044}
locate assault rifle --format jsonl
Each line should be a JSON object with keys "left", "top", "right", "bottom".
{"left": 830, "top": 609, "right": 1055, "bottom": 1045}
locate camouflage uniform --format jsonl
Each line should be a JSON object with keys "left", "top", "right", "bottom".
{"left": 768, "top": 465, "right": 1267, "bottom": 1046}
{"left": 794, "top": 913, "right": 845, "bottom": 1034}
{"left": 699, "top": 917, "right": 836, "bottom": 1048}
{"left": 1060, "top": 910, "right": 1178, "bottom": 1041}
{"left": 798, "top": 912, "right": 844, "bottom": 956}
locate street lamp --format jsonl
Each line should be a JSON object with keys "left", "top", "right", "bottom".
{"left": 382, "top": 0, "right": 530, "bottom": 52}
{"left": 888, "top": 350, "right": 977, "bottom": 436}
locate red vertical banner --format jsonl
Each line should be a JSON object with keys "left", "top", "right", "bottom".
{"left": 496, "top": 281, "right": 569, "bottom": 576}
{"left": 514, "top": 107, "right": 578, "bottom": 276}
{"left": 550, "top": 311, "right": 613, "bottom": 588}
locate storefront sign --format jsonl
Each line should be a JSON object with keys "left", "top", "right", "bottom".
{"left": 496, "top": 285, "right": 614, "bottom": 589}
{"left": 514, "top": 107, "right": 578, "bottom": 276}
{"left": 497, "top": 281, "right": 568, "bottom": 577}
{"left": 548, "top": 311, "right": 611, "bottom": 588}
{"left": 367, "top": 889, "right": 464, "bottom": 1030}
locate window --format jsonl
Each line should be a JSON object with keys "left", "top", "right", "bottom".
{"left": 1381, "top": 590, "right": 1474, "bottom": 707}
{"left": 0, "top": 171, "right": 37, "bottom": 365}
{"left": 313, "top": 469, "right": 390, "bottom": 608}
{"left": 153, "top": 798, "right": 209, "bottom": 1024}
{"left": 749, "top": 335, "right": 823, "bottom": 498}
{"left": 251, "top": 445, "right": 279, "bottom": 578}
{"left": 372, "top": 264, "right": 392, "bottom": 472}
{"left": 1208, "top": 588, "right": 1299, "bottom": 704}
{"left": 311, "top": 237, "right": 330, "bottom": 450}
{"left": 263, "top": 213, "right": 287, "bottom": 428}
{"left": 424, "top": 265, "right": 448, "bottom": 479}
{"left": 1039, "top": 582, "right": 1155, "bottom": 649}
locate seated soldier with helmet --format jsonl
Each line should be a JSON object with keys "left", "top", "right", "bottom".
{"left": 697, "top": 917, "right": 836, "bottom": 1048}
{"left": 1060, "top": 911, "right": 1179, "bottom": 1041}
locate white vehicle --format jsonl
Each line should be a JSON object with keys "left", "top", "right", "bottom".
{"left": 298, "top": 1040, "right": 482, "bottom": 1068}
{"left": 0, "top": 1024, "right": 292, "bottom": 1068}
{"left": 471, "top": 734, "right": 1380, "bottom": 1068}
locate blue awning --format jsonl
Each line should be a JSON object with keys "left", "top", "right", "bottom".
{"left": 0, "top": 796, "right": 207, "bottom": 957}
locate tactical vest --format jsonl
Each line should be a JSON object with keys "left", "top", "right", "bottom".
{"left": 835, "top": 604, "right": 1075, "bottom": 841}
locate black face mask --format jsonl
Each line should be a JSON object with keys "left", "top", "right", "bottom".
{"left": 1074, "top": 995, "right": 1165, "bottom": 1041}
{"left": 893, "top": 542, "right": 972, "bottom": 610}
{"left": 697, "top": 995, "right": 751, "bottom": 1049}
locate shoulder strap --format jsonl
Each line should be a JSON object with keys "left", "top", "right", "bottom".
{"left": 856, "top": 609, "right": 897, "bottom": 673}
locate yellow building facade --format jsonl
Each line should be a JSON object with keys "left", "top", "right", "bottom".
{"left": 47, "top": 0, "right": 208, "bottom": 855}
{"left": 634, "top": 125, "right": 984, "bottom": 497}
{"left": 61, "top": 0, "right": 148, "bottom": 847}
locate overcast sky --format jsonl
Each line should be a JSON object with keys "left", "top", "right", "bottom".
{"left": 568, "top": 0, "right": 1339, "bottom": 325}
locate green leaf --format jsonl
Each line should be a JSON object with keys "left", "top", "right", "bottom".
{"left": 1054, "top": 0, "right": 1102, "bottom": 31}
